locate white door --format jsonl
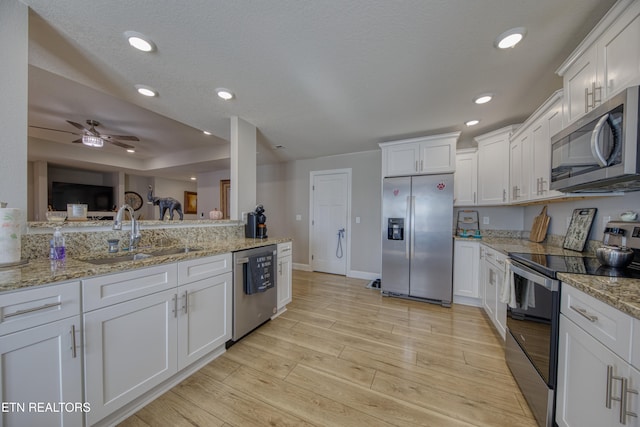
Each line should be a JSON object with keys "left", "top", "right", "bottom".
{"left": 310, "top": 170, "right": 350, "bottom": 275}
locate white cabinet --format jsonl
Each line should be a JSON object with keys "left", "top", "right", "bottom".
{"left": 558, "top": 0, "right": 640, "bottom": 124}
{"left": 454, "top": 149, "right": 478, "bottom": 206}
{"left": 177, "top": 254, "right": 232, "bottom": 369}
{"left": 0, "top": 281, "right": 82, "bottom": 427}
{"left": 476, "top": 126, "right": 517, "bottom": 206}
{"left": 557, "top": 284, "right": 639, "bottom": 427}
{"left": 453, "top": 240, "right": 481, "bottom": 306}
{"left": 509, "top": 131, "right": 531, "bottom": 202}
{"left": 380, "top": 132, "right": 460, "bottom": 177}
{"left": 276, "top": 242, "right": 293, "bottom": 313}
{"left": 83, "top": 255, "right": 232, "bottom": 426}
{"left": 480, "top": 245, "right": 507, "bottom": 339}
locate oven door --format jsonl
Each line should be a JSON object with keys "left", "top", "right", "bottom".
{"left": 507, "top": 261, "right": 560, "bottom": 387}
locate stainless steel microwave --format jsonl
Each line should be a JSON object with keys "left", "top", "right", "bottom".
{"left": 550, "top": 85, "right": 640, "bottom": 192}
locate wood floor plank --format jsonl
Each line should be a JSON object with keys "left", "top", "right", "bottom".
{"left": 119, "top": 271, "right": 537, "bottom": 427}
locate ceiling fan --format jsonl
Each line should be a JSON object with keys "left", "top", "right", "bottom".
{"left": 29, "top": 119, "right": 140, "bottom": 149}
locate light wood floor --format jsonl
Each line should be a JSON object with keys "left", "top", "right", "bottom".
{"left": 119, "top": 271, "right": 538, "bottom": 427}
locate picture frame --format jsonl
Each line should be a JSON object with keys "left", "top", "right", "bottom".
{"left": 184, "top": 191, "right": 197, "bottom": 214}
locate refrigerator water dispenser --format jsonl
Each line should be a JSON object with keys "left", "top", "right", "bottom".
{"left": 387, "top": 218, "right": 404, "bottom": 240}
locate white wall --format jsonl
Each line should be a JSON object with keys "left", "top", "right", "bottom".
{"left": 197, "top": 169, "right": 230, "bottom": 218}
{"left": 150, "top": 177, "right": 197, "bottom": 220}
{"left": 256, "top": 163, "right": 287, "bottom": 240}
{"left": 454, "top": 206, "right": 525, "bottom": 231}
{"left": 0, "top": 0, "right": 28, "bottom": 211}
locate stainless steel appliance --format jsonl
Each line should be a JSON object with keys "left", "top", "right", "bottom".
{"left": 245, "top": 204, "right": 268, "bottom": 238}
{"left": 230, "top": 245, "right": 277, "bottom": 343}
{"left": 507, "top": 228, "right": 640, "bottom": 427}
{"left": 381, "top": 174, "right": 453, "bottom": 306}
{"left": 550, "top": 85, "right": 640, "bottom": 192}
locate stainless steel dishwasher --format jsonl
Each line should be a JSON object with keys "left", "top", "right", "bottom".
{"left": 230, "top": 245, "right": 277, "bottom": 343}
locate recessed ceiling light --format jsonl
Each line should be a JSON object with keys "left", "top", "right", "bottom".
{"left": 190, "top": 176, "right": 197, "bottom": 181}
{"left": 474, "top": 94, "right": 493, "bottom": 104}
{"left": 495, "top": 27, "right": 526, "bottom": 49}
{"left": 465, "top": 120, "right": 480, "bottom": 127}
{"left": 135, "top": 84, "right": 158, "bottom": 97}
{"left": 216, "top": 88, "right": 234, "bottom": 100}
{"left": 124, "top": 31, "right": 156, "bottom": 52}
{"left": 126, "top": 149, "right": 135, "bottom": 153}
{"left": 203, "top": 130, "right": 212, "bottom": 135}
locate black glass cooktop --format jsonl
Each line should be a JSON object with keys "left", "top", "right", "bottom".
{"left": 509, "top": 252, "right": 640, "bottom": 279}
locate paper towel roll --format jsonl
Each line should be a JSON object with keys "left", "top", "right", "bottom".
{"left": 0, "top": 208, "right": 23, "bottom": 264}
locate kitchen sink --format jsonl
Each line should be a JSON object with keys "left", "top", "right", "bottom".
{"left": 149, "top": 247, "right": 201, "bottom": 256}
{"left": 83, "top": 253, "right": 154, "bottom": 265}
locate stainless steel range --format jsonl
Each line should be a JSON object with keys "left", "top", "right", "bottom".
{"left": 506, "top": 221, "right": 640, "bottom": 427}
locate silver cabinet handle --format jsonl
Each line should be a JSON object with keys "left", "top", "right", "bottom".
{"left": 541, "top": 179, "right": 548, "bottom": 194}
{"left": 620, "top": 377, "right": 638, "bottom": 424}
{"left": 473, "top": 192, "right": 476, "bottom": 204}
{"left": 585, "top": 87, "right": 590, "bottom": 113}
{"left": 415, "top": 160, "right": 418, "bottom": 172}
{"left": 3, "top": 301, "right": 62, "bottom": 319}
{"left": 280, "top": 247, "right": 291, "bottom": 253}
{"left": 279, "top": 261, "right": 283, "bottom": 275}
{"left": 570, "top": 305, "right": 598, "bottom": 322}
{"left": 503, "top": 189, "right": 506, "bottom": 202}
{"left": 593, "top": 82, "right": 602, "bottom": 107}
{"left": 71, "top": 324, "right": 77, "bottom": 358}
{"left": 420, "top": 159, "right": 423, "bottom": 172}
{"left": 182, "top": 290, "right": 188, "bottom": 314}
{"left": 172, "top": 294, "right": 178, "bottom": 318}
{"left": 607, "top": 365, "right": 615, "bottom": 408}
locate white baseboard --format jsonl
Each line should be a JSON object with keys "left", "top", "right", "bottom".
{"left": 453, "top": 295, "right": 483, "bottom": 307}
{"left": 348, "top": 270, "right": 379, "bottom": 280}
{"left": 293, "top": 263, "right": 312, "bottom": 271}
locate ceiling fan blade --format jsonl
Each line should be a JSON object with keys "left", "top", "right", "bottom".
{"left": 110, "top": 140, "right": 135, "bottom": 149}
{"left": 103, "top": 134, "right": 140, "bottom": 141}
{"left": 71, "top": 138, "right": 82, "bottom": 143}
{"left": 66, "top": 120, "right": 87, "bottom": 131}
{"left": 29, "top": 125, "right": 80, "bottom": 135}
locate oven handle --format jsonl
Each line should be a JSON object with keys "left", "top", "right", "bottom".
{"left": 509, "top": 259, "right": 559, "bottom": 292}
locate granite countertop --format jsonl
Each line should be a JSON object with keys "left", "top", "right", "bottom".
{"left": 0, "top": 237, "right": 291, "bottom": 293}
{"left": 462, "top": 236, "right": 640, "bottom": 321}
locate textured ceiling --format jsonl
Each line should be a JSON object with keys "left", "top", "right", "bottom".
{"left": 23, "top": 0, "right": 617, "bottom": 179}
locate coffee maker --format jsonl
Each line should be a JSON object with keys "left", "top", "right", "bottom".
{"left": 245, "top": 204, "right": 268, "bottom": 239}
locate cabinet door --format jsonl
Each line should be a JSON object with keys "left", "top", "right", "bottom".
{"left": 383, "top": 143, "right": 419, "bottom": 177}
{"left": 277, "top": 255, "right": 293, "bottom": 310}
{"left": 84, "top": 289, "right": 178, "bottom": 426}
{"left": 454, "top": 151, "right": 477, "bottom": 206}
{"left": 178, "top": 272, "right": 232, "bottom": 369}
{"left": 598, "top": 4, "right": 640, "bottom": 100}
{"left": 0, "top": 316, "right": 83, "bottom": 427}
{"left": 494, "top": 260, "right": 507, "bottom": 340}
{"left": 483, "top": 258, "right": 497, "bottom": 319}
{"left": 556, "top": 314, "right": 619, "bottom": 427}
{"left": 564, "top": 45, "right": 598, "bottom": 124}
{"left": 477, "top": 135, "right": 509, "bottom": 205}
{"left": 509, "top": 134, "right": 529, "bottom": 202}
{"left": 453, "top": 241, "right": 479, "bottom": 299}
{"left": 418, "top": 139, "right": 455, "bottom": 174}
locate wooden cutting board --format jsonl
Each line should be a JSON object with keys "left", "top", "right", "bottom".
{"left": 529, "top": 206, "right": 550, "bottom": 243}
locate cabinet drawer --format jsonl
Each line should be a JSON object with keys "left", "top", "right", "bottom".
{"left": 83, "top": 264, "right": 178, "bottom": 312}
{"left": 561, "top": 284, "right": 632, "bottom": 361}
{"left": 178, "top": 253, "right": 231, "bottom": 285}
{"left": 277, "top": 241, "right": 292, "bottom": 256}
{"left": 0, "top": 281, "right": 81, "bottom": 336}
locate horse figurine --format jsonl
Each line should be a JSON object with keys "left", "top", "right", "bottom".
{"left": 147, "top": 185, "right": 184, "bottom": 220}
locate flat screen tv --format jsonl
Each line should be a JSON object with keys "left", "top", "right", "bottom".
{"left": 51, "top": 182, "right": 114, "bottom": 211}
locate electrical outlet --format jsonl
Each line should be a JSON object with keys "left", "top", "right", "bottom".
{"left": 295, "top": 214, "right": 302, "bottom": 221}
{"left": 241, "top": 212, "right": 248, "bottom": 222}
{"left": 355, "top": 216, "right": 361, "bottom": 224}
{"left": 483, "top": 216, "right": 490, "bottom": 225}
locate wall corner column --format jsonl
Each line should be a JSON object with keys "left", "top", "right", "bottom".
{"left": 230, "top": 116, "right": 257, "bottom": 221}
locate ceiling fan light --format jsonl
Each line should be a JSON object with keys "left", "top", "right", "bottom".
{"left": 465, "top": 119, "right": 480, "bottom": 126}
{"left": 135, "top": 84, "right": 158, "bottom": 97}
{"left": 126, "top": 149, "right": 135, "bottom": 153}
{"left": 216, "top": 88, "right": 234, "bottom": 100}
{"left": 82, "top": 135, "right": 104, "bottom": 147}
{"left": 124, "top": 31, "right": 156, "bottom": 52}
{"left": 474, "top": 94, "right": 493, "bottom": 104}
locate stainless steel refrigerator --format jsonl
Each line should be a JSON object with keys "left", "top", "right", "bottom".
{"left": 381, "top": 174, "right": 453, "bottom": 306}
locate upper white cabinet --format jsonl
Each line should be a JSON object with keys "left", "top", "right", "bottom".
{"left": 454, "top": 148, "right": 478, "bottom": 206}
{"left": 557, "top": 0, "right": 640, "bottom": 124}
{"left": 380, "top": 132, "right": 460, "bottom": 177}
{"left": 509, "top": 90, "right": 564, "bottom": 203}
{"left": 475, "top": 126, "right": 517, "bottom": 205}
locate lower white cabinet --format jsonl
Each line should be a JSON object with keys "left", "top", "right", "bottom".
{"left": 453, "top": 240, "right": 481, "bottom": 306}
{"left": 481, "top": 245, "right": 507, "bottom": 339}
{"left": 276, "top": 242, "right": 293, "bottom": 312}
{"left": 0, "top": 315, "right": 83, "bottom": 427}
{"left": 178, "top": 271, "right": 232, "bottom": 369}
{"left": 557, "top": 284, "right": 640, "bottom": 427}
{"left": 84, "top": 288, "right": 179, "bottom": 425}
{"left": 0, "top": 280, "right": 82, "bottom": 427}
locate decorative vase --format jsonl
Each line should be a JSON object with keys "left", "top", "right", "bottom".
{"left": 209, "top": 209, "right": 223, "bottom": 220}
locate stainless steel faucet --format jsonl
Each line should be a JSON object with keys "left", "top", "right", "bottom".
{"left": 113, "top": 204, "right": 141, "bottom": 250}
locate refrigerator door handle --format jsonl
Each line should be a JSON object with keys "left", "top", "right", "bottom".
{"left": 405, "top": 196, "right": 411, "bottom": 259}
{"left": 410, "top": 196, "right": 416, "bottom": 260}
